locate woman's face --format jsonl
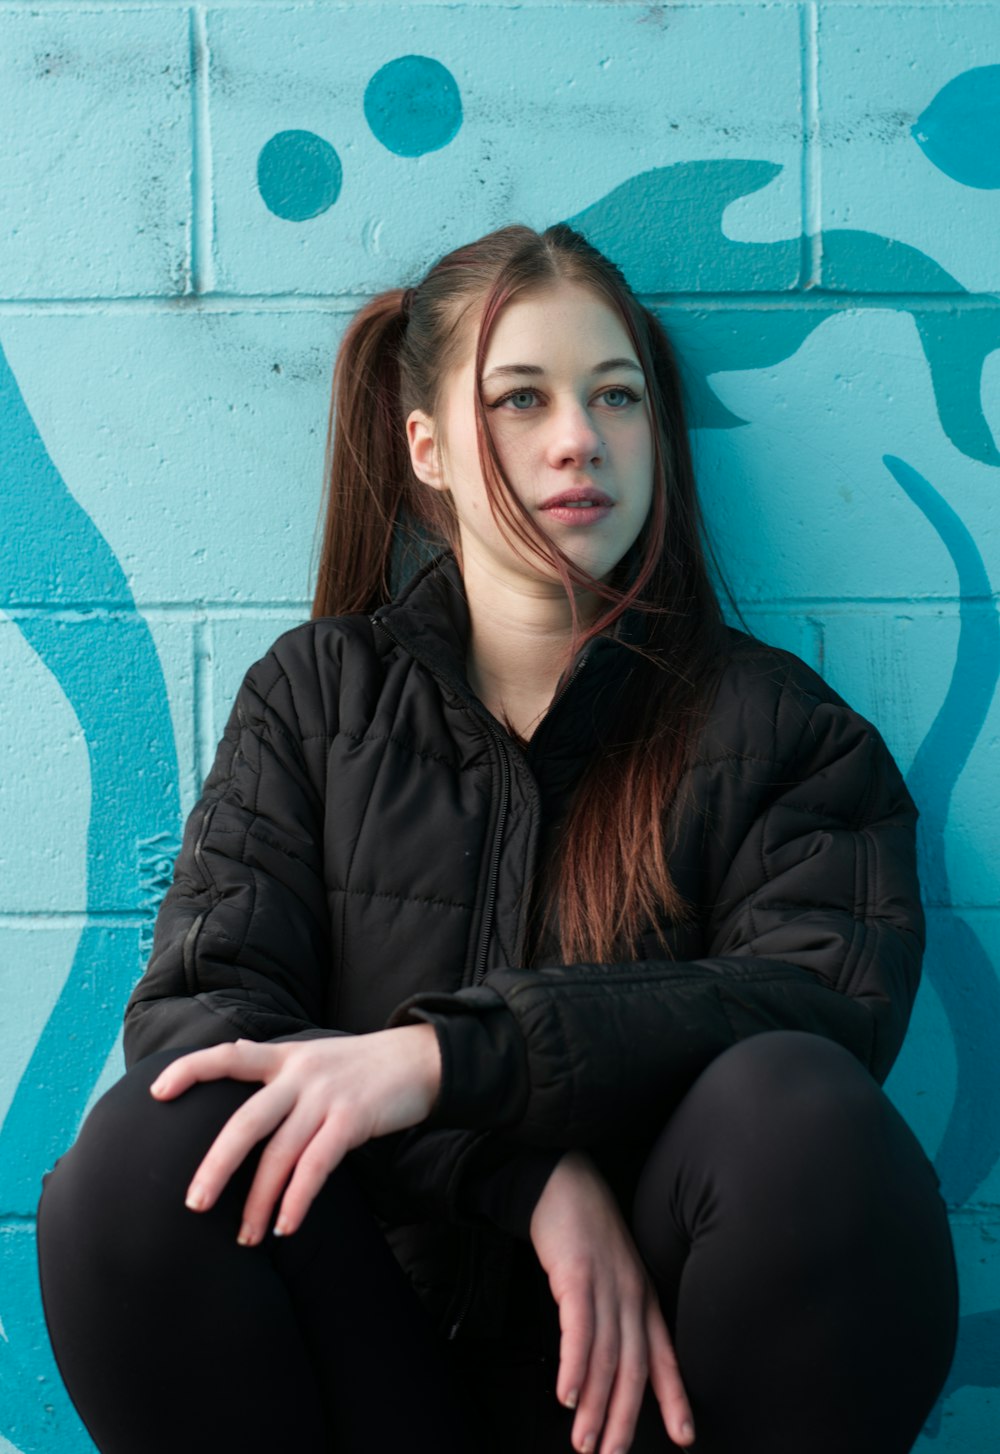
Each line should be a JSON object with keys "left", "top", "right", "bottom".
{"left": 407, "top": 279, "right": 655, "bottom": 594}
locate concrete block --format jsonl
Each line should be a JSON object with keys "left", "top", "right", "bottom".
{"left": 818, "top": 2, "right": 1000, "bottom": 294}
{"left": 0, "top": 9, "right": 191, "bottom": 299}
{"left": 820, "top": 610, "right": 999, "bottom": 909}
{"left": 2, "top": 311, "right": 334, "bottom": 607}
{"left": 693, "top": 308, "right": 999, "bottom": 600}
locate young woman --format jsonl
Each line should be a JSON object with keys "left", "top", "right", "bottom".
{"left": 37, "top": 223, "right": 959, "bottom": 1454}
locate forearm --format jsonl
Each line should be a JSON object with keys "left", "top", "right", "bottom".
{"left": 387, "top": 951, "right": 909, "bottom": 1147}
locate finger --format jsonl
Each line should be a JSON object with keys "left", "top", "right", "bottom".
{"left": 645, "top": 1291, "right": 696, "bottom": 1447}
{"left": 571, "top": 1284, "right": 621, "bottom": 1454}
{"left": 235, "top": 1104, "right": 325, "bottom": 1246}
{"left": 150, "top": 1040, "right": 276, "bottom": 1100}
{"left": 555, "top": 1278, "right": 595, "bottom": 1414}
{"left": 595, "top": 1297, "right": 650, "bottom": 1454}
{"left": 272, "top": 1117, "right": 353, "bottom": 1238}
{"left": 185, "top": 1081, "right": 297, "bottom": 1213}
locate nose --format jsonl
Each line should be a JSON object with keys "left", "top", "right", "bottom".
{"left": 546, "top": 399, "right": 606, "bottom": 468}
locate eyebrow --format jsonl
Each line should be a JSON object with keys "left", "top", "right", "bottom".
{"left": 482, "top": 358, "right": 644, "bottom": 383}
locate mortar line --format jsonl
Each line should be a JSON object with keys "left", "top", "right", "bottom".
{"left": 189, "top": 5, "right": 215, "bottom": 296}
{"left": 2, "top": 1, "right": 997, "bottom": 9}
{"left": 3, "top": 597, "right": 996, "bottom": 617}
{"left": 2, "top": 291, "right": 997, "bottom": 314}
{"left": 802, "top": 1, "right": 822, "bottom": 287}
{"left": 4, "top": 900, "right": 997, "bottom": 924}
{"left": 0, "top": 913, "right": 157, "bottom": 927}
{"left": 194, "top": 612, "right": 215, "bottom": 792}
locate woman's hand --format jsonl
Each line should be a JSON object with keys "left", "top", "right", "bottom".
{"left": 529, "top": 1149, "right": 695, "bottom": 1454}
{"left": 148, "top": 1026, "right": 442, "bottom": 1244}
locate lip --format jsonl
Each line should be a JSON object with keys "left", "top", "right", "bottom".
{"left": 540, "top": 486, "right": 615, "bottom": 509}
{"left": 541, "top": 503, "right": 614, "bottom": 526}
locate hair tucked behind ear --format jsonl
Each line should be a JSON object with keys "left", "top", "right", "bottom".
{"left": 311, "top": 223, "right": 735, "bottom": 964}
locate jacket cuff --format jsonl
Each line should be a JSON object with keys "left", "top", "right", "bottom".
{"left": 458, "top": 1142, "right": 565, "bottom": 1239}
{"left": 385, "top": 986, "right": 529, "bottom": 1129}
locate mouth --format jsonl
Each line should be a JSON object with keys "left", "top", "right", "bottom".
{"left": 540, "top": 487, "right": 615, "bottom": 510}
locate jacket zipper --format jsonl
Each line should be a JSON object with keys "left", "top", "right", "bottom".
{"left": 372, "top": 612, "right": 513, "bottom": 1340}
{"left": 369, "top": 611, "right": 589, "bottom": 1341}
{"left": 472, "top": 719, "right": 511, "bottom": 986}
{"left": 370, "top": 613, "right": 514, "bottom": 989}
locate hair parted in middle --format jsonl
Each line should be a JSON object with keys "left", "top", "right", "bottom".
{"left": 311, "top": 222, "right": 736, "bottom": 965}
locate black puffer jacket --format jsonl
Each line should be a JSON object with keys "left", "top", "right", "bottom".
{"left": 123, "top": 546, "right": 924, "bottom": 1342}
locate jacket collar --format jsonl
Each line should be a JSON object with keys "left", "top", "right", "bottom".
{"left": 370, "top": 545, "right": 647, "bottom": 743}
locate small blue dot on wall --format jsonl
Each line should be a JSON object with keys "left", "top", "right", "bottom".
{"left": 257, "top": 130, "right": 343, "bottom": 221}
{"left": 364, "top": 56, "right": 462, "bottom": 157}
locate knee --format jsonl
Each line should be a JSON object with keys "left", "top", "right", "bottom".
{"left": 38, "top": 1047, "right": 252, "bottom": 1256}
{"left": 682, "top": 1029, "right": 882, "bottom": 1143}
{"left": 641, "top": 1030, "right": 940, "bottom": 1215}
{"left": 632, "top": 1031, "right": 895, "bottom": 1235}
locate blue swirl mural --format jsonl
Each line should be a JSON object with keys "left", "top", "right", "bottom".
{"left": 0, "top": 341, "right": 181, "bottom": 1450}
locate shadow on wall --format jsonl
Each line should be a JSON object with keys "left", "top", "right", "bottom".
{"left": 1, "top": 139, "right": 999, "bottom": 1448}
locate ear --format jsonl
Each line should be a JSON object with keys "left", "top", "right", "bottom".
{"left": 406, "top": 409, "right": 448, "bottom": 492}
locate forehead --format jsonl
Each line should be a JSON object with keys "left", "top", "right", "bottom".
{"left": 481, "top": 281, "right": 632, "bottom": 366}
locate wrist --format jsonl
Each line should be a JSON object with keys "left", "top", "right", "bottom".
{"left": 404, "top": 1021, "right": 443, "bottom": 1104}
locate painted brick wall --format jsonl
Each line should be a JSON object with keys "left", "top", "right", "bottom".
{"left": 1, "top": 2, "right": 997, "bottom": 1449}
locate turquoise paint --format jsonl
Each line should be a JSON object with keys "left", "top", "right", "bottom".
{"left": 881, "top": 458, "right": 1000, "bottom": 1440}
{"left": 926, "top": 1308, "right": 1000, "bottom": 1439}
{"left": 257, "top": 129, "right": 343, "bottom": 220}
{"left": 0, "top": 339, "right": 180, "bottom": 1453}
{"left": 363, "top": 55, "right": 462, "bottom": 157}
{"left": 913, "top": 65, "right": 1000, "bottom": 190}
{"left": 565, "top": 161, "right": 1000, "bottom": 468}
{"left": 884, "top": 457, "right": 1000, "bottom": 1210}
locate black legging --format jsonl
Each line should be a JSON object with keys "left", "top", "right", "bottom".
{"left": 36, "top": 1030, "right": 959, "bottom": 1454}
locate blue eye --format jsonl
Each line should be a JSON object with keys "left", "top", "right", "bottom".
{"left": 503, "top": 390, "right": 537, "bottom": 410}
{"left": 600, "top": 387, "right": 640, "bottom": 408}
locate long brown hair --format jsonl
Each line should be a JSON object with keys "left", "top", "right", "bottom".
{"left": 311, "top": 223, "right": 733, "bottom": 964}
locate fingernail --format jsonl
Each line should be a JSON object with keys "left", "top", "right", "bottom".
{"left": 273, "top": 1218, "right": 289, "bottom": 1237}
{"left": 682, "top": 1419, "right": 695, "bottom": 1440}
{"left": 564, "top": 1389, "right": 578, "bottom": 1409}
{"left": 149, "top": 1079, "right": 165, "bottom": 1097}
{"left": 581, "top": 1435, "right": 596, "bottom": 1454}
{"left": 185, "top": 1183, "right": 207, "bottom": 1212}
{"left": 236, "top": 1223, "right": 254, "bottom": 1247}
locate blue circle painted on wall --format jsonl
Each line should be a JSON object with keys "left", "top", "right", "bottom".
{"left": 912, "top": 65, "right": 1000, "bottom": 190}
{"left": 364, "top": 55, "right": 462, "bottom": 157}
{"left": 257, "top": 129, "right": 343, "bottom": 220}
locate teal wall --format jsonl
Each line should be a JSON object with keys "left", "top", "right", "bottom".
{"left": 1, "top": 2, "right": 998, "bottom": 1449}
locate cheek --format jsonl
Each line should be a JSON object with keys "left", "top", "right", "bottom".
{"left": 623, "top": 434, "right": 654, "bottom": 498}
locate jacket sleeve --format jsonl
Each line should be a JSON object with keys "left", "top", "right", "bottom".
{"left": 386, "top": 665, "right": 926, "bottom": 1150}
{"left": 123, "top": 644, "right": 338, "bottom": 1060}
{"left": 122, "top": 638, "right": 563, "bottom": 1237}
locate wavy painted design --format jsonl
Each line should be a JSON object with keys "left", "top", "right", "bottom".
{"left": 881, "top": 457, "right": 1000, "bottom": 1431}
{"left": 884, "top": 457, "right": 1000, "bottom": 1206}
{"left": 0, "top": 339, "right": 180, "bottom": 1452}
{"left": 566, "top": 160, "right": 1000, "bottom": 468}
